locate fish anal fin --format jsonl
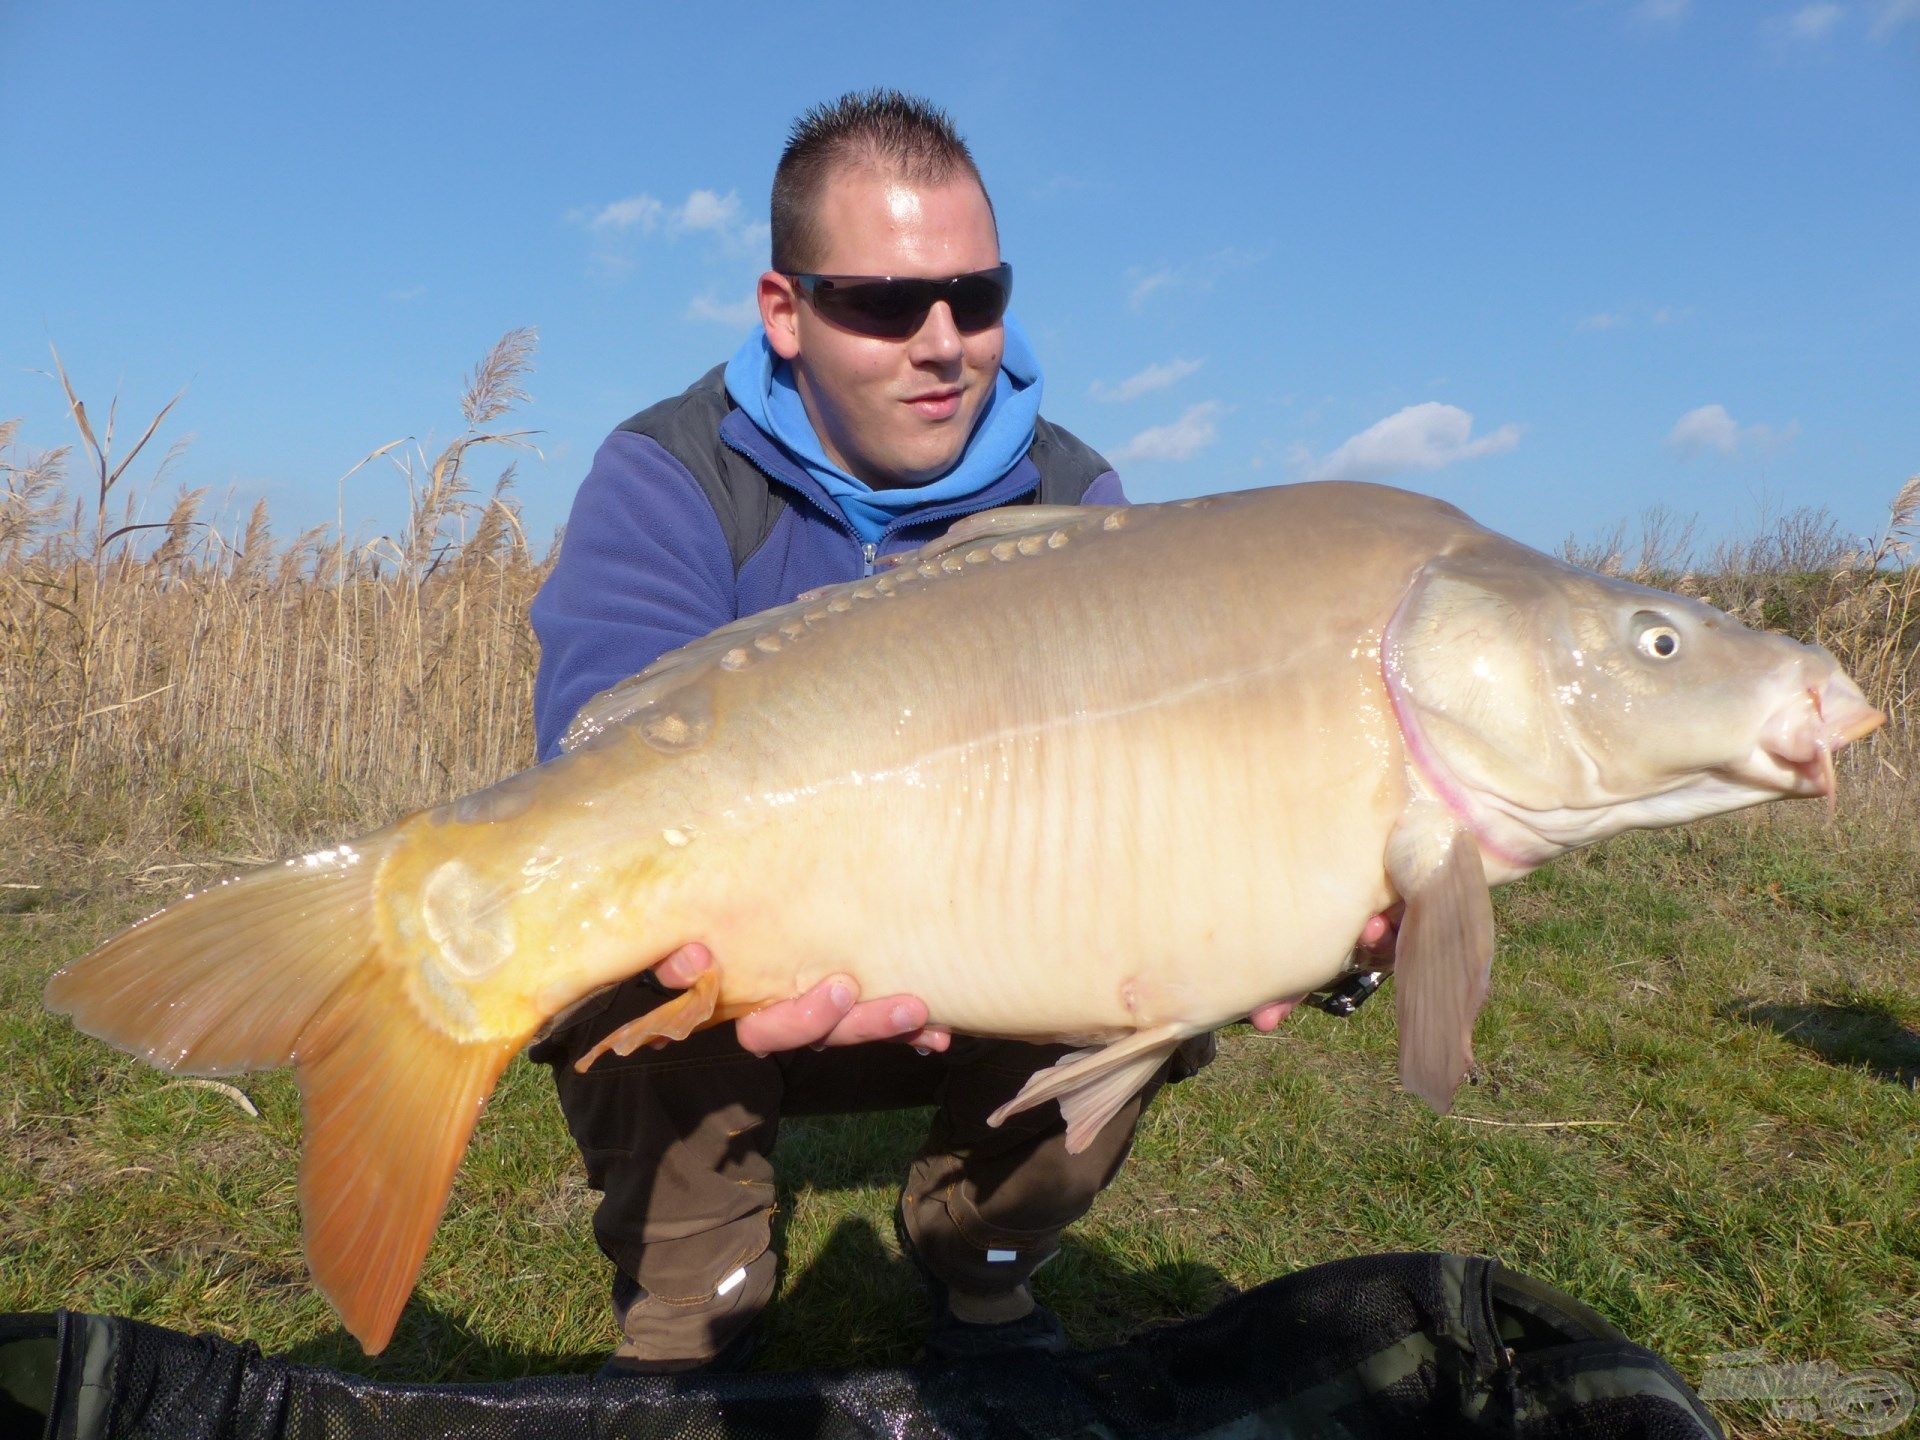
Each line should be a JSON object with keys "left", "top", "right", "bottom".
{"left": 574, "top": 966, "right": 721, "bottom": 1071}
{"left": 297, "top": 971, "right": 525, "bottom": 1354}
{"left": 988, "top": 1024, "right": 1188, "bottom": 1154}
{"left": 1386, "top": 806, "right": 1495, "bottom": 1113}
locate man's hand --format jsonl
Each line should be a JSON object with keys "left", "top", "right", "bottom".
{"left": 651, "top": 943, "right": 952, "bottom": 1057}
{"left": 1356, "top": 904, "right": 1402, "bottom": 964}
{"left": 1246, "top": 906, "right": 1403, "bottom": 1032}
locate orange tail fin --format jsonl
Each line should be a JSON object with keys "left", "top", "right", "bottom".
{"left": 44, "top": 837, "right": 527, "bottom": 1353}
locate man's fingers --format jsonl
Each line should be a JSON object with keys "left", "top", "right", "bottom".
{"left": 650, "top": 941, "right": 714, "bottom": 990}
{"left": 650, "top": 962, "right": 947, "bottom": 1056}
{"left": 1357, "top": 904, "right": 1405, "bottom": 961}
{"left": 735, "top": 975, "right": 858, "bottom": 1057}
{"left": 900, "top": 1026, "right": 953, "bottom": 1055}
{"left": 1249, "top": 996, "right": 1305, "bottom": 1032}
{"left": 813, "top": 996, "right": 941, "bottom": 1049}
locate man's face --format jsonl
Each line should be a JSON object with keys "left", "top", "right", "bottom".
{"left": 760, "top": 168, "right": 1003, "bottom": 490}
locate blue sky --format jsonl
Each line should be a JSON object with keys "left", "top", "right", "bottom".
{"left": 2, "top": 0, "right": 1915, "bottom": 560}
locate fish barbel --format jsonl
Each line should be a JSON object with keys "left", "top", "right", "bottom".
{"left": 45, "top": 481, "right": 1883, "bottom": 1352}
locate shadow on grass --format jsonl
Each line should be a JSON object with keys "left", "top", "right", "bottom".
{"left": 1725, "top": 998, "right": 1920, "bottom": 1089}
{"left": 761, "top": 1211, "right": 1233, "bottom": 1372}
{"left": 279, "top": 1306, "right": 606, "bottom": 1383}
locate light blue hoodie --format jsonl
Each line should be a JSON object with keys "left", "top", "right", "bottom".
{"left": 722, "top": 316, "right": 1044, "bottom": 544}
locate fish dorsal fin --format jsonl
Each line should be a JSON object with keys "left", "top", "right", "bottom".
{"left": 559, "top": 504, "right": 1127, "bottom": 754}
{"left": 910, "top": 504, "right": 1119, "bottom": 562}
{"left": 1386, "top": 801, "right": 1495, "bottom": 1112}
{"left": 559, "top": 590, "right": 828, "bottom": 753}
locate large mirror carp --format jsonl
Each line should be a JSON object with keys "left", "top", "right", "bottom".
{"left": 47, "top": 480, "right": 1884, "bottom": 1352}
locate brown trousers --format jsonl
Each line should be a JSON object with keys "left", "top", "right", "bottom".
{"left": 530, "top": 974, "right": 1208, "bottom": 1363}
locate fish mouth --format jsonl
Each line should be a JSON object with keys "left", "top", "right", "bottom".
{"left": 1750, "top": 677, "right": 1885, "bottom": 801}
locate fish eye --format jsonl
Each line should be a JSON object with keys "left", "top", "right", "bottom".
{"left": 1634, "top": 615, "right": 1682, "bottom": 660}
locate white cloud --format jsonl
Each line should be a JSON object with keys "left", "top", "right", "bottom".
{"left": 673, "top": 189, "right": 740, "bottom": 232}
{"left": 1667, "top": 404, "right": 1800, "bottom": 456}
{"left": 571, "top": 194, "right": 665, "bottom": 235}
{"left": 1871, "top": 0, "right": 1920, "bottom": 35}
{"left": 1302, "top": 403, "right": 1521, "bottom": 484}
{"left": 1635, "top": 0, "right": 1691, "bottom": 22}
{"left": 1127, "top": 267, "right": 1177, "bottom": 307}
{"left": 1125, "top": 248, "right": 1264, "bottom": 309}
{"left": 1783, "top": 3, "right": 1845, "bottom": 38}
{"left": 1111, "top": 402, "right": 1225, "bottom": 464}
{"left": 1576, "top": 304, "right": 1689, "bottom": 333}
{"left": 1090, "top": 357, "right": 1204, "bottom": 403}
{"left": 1669, "top": 404, "right": 1741, "bottom": 455}
{"left": 567, "top": 187, "right": 769, "bottom": 274}
{"left": 686, "top": 293, "right": 760, "bottom": 328}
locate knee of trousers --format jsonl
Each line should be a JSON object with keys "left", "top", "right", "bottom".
{"left": 614, "top": 1241, "right": 778, "bottom": 1364}
{"left": 902, "top": 1074, "right": 1160, "bottom": 1295}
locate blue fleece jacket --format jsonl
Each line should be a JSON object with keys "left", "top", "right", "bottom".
{"left": 529, "top": 363, "right": 1124, "bottom": 761}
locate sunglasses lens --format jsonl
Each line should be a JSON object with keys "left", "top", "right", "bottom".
{"left": 807, "top": 265, "right": 1012, "bottom": 338}
{"left": 948, "top": 268, "right": 1012, "bottom": 331}
{"left": 821, "top": 281, "right": 930, "bottom": 339}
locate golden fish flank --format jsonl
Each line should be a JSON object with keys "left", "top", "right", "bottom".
{"left": 44, "top": 481, "right": 1883, "bottom": 1355}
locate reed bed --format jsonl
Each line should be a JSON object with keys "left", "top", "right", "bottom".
{"left": 1, "top": 334, "right": 1914, "bottom": 873}
{"left": 1, "top": 332, "right": 547, "bottom": 862}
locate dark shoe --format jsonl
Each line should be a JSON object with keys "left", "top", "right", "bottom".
{"left": 893, "top": 1204, "right": 1068, "bottom": 1362}
{"left": 595, "top": 1319, "right": 759, "bottom": 1378}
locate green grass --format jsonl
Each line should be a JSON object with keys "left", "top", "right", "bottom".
{"left": 3, "top": 811, "right": 1916, "bottom": 1437}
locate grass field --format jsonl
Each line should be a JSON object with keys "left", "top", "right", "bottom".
{"left": 3, "top": 347, "right": 1916, "bottom": 1437}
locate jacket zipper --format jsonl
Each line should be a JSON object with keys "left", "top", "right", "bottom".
{"left": 721, "top": 430, "right": 1037, "bottom": 582}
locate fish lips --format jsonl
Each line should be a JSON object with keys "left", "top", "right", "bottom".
{"left": 1743, "top": 676, "right": 1885, "bottom": 799}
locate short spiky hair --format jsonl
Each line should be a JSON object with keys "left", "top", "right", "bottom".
{"left": 771, "top": 89, "right": 996, "bottom": 274}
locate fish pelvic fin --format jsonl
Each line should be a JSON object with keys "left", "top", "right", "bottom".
{"left": 988, "top": 1024, "right": 1189, "bottom": 1154}
{"left": 44, "top": 832, "right": 535, "bottom": 1354}
{"left": 1386, "top": 802, "right": 1495, "bottom": 1113}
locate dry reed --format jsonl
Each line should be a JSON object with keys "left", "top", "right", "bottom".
{"left": 1, "top": 331, "right": 547, "bottom": 860}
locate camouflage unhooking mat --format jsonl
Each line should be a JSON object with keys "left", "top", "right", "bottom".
{"left": 0, "top": 1252, "right": 1723, "bottom": 1439}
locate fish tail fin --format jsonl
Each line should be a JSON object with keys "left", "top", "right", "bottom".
{"left": 44, "top": 834, "right": 525, "bottom": 1354}
{"left": 296, "top": 969, "right": 520, "bottom": 1352}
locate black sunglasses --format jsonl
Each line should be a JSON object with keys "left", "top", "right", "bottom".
{"left": 785, "top": 262, "right": 1013, "bottom": 339}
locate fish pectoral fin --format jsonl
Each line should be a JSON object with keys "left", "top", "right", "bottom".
{"left": 987, "top": 1024, "right": 1189, "bottom": 1154}
{"left": 574, "top": 966, "right": 721, "bottom": 1070}
{"left": 1386, "top": 805, "right": 1495, "bottom": 1114}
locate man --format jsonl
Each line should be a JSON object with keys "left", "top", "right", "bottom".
{"left": 528, "top": 90, "right": 1370, "bottom": 1374}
